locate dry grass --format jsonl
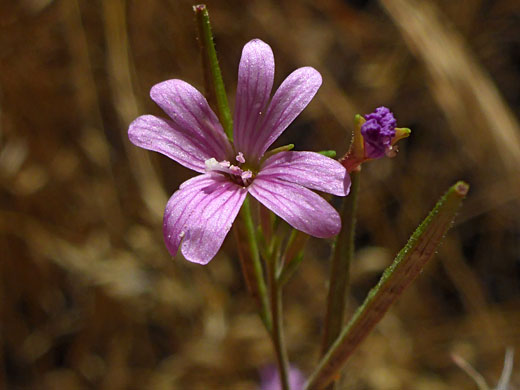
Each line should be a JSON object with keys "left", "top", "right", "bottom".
{"left": 0, "top": 0, "right": 519, "bottom": 388}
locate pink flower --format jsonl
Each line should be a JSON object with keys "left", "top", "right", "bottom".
{"left": 259, "top": 365, "right": 305, "bottom": 390}
{"left": 128, "top": 39, "right": 350, "bottom": 264}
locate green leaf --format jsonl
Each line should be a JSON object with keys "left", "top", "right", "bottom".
{"left": 305, "top": 181, "right": 469, "bottom": 390}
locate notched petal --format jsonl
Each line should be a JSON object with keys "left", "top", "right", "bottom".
{"left": 250, "top": 67, "right": 322, "bottom": 159}
{"left": 234, "top": 39, "right": 275, "bottom": 158}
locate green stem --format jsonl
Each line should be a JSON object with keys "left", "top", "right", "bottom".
{"left": 305, "top": 181, "right": 469, "bottom": 390}
{"left": 268, "top": 247, "right": 290, "bottom": 390}
{"left": 259, "top": 204, "right": 273, "bottom": 248}
{"left": 277, "top": 229, "right": 308, "bottom": 284}
{"left": 240, "top": 197, "right": 272, "bottom": 332}
{"left": 321, "top": 170, "right": 360, "bottom": 360}
{"left": 193, "top": 4, "right": 233, "bottom": 140}
{"left": 192, "top": 3, "right": 270, "bottom": 332}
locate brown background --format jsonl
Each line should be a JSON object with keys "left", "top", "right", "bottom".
{"left": 1, "top": 0, "right": 519, "bottom": 389}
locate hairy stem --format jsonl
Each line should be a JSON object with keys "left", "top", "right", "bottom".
{"left": 193, "top": 4, "right": 233, "bottom": 140}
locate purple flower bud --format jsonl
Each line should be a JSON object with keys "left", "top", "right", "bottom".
{"left": 259, "top": 365, "right": 305, "bottom": 390}
{"left": 361, "top": 106, "right": 397, "bottom": 159}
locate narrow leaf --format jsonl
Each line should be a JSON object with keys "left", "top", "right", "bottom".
{"left": 193, "top": 4, "right": 233, "bottom": 140}
{"left": 305, "top": 181, "right": 469, "bottom": 390}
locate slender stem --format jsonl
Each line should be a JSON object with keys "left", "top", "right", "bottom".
{"left": 193, "top": 4, "right": 269, "bottom": 331}
{"left": 240, "top": 197, "right": 272, "bottom": 332}
{"left": 282, "top": 230, "right": 307, "bottom": 273}
{"left": 233, "top": 226, "right": 259, "bottom": 304}
{"left": 259, "top": 204, "right": 272, "bottom": 247}
{"left": 277, "top": 251, "right": 304, "bottom": 287}
{"left": 277, "top": 230, "right": 308, "bottom": 285}
{"left": 193, "top": 4, "right": 233, "bottom": 140}
{"left": 321, "top": 170, "right": 360, "bottom": 358}
{"left": 268, "top": 247, "right": 290, "bottom": 390}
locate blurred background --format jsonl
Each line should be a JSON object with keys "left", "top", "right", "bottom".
{"left": 1, "top": 0, "right": 519, "bottom": 388}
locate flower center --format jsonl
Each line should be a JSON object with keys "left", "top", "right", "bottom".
{"left": 204, "top": 152, "right": 254, "bottom": 187}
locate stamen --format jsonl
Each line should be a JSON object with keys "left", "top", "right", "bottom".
{"left": 229, "top": 165, "right": 242, "bottom": 175}
{"left": 236, "top": 152, "right": 245, "bottom": 164}
{"left": 204, "top": 157, "right": 255, "bottom": 187}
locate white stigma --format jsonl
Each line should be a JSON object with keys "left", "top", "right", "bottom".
{"left": 205, "top": 158, "right": 231, "bottom": 173}
{"left": 205, "top": 158, "right": 220, "bottom": 171}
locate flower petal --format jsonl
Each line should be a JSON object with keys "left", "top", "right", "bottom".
{"left": 150, "top": 79, "right": 232, "bottom": 161}
{"left": 163, "top": 173, "right": 247, "bottom": 265}
{"left": 233, "top": 39, "right": 275, "bottom": 158}
{"left": 249, "top": 67, "right": 322, "bottom": 160}
{"left": 129, "top": 115, "right": 215, "bottom": 172}
{"left": 259, "top": 151, "right": 350, "bottom": 196}
{"left": 248, "top": 177, "right": 341, "bottom": 238}
{"left": 260, "top": 365, "right": 306, "bottom": 390}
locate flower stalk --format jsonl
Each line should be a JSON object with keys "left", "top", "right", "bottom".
{"left": 194, "top": 4, "right": 276, "bottom": 331}
{"left": 276, "top": 230, "right": 308, "bottom": 288}
{"left": 321, "top": 169, "right": 360, "bottom": 358}
{"left": 267, "top": 243, "right": 290, "bottom": 390}
{"left": 240, "top": 197, "right": 272, "bottom": 331}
